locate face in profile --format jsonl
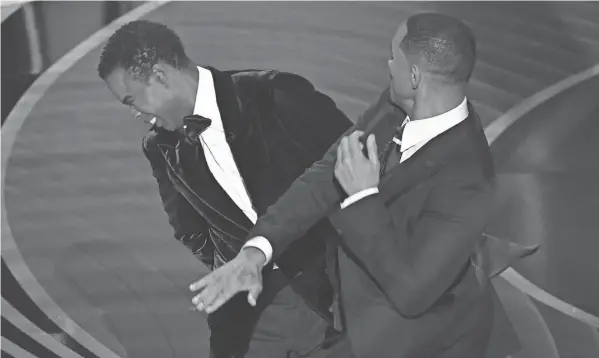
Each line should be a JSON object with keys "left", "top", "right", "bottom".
{"left": 388, "top": 22, "right": 416, "bottom": 108}
{"left": 104, "top": 67, "right": 178, "bottom": 130}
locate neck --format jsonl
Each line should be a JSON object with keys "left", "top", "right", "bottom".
{"left": 167, "top": 64, "right": 199, "bottom": 127}
{"left": 412, "top": 83, "right": 466, "bottom": 121}
{"left": 179, "top": 63, "right": 200, "bottom": 116}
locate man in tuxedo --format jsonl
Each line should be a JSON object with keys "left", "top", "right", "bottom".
{"left": 191, "top": 13, "right": 524, "bottom": 358}
{"left": 97, "top": 20, "right": 352, "bottom": 358}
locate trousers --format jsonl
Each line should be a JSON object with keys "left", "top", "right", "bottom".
{"left": 208, "top": 270, "right": 330, "bottom": 358}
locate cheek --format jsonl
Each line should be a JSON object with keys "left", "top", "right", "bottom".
{"left": 391, "top": 68, "right": 411, "bottom": 93}
{"left": 144, "top": 85, "right": 168, "bottom": 112}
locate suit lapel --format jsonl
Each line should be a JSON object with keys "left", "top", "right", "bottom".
{"left": 356, "top": 89, "right": 407, "bottom": 162}
{"left": 207, "top": 66, "right": 253, "bottom": 140}
{"left": 378, "top": 149, "right": 441, "bottom": 205}
{"left": 378, "top": 114, "right": 473, "bottom": 204}
{"left": 157, "top": 137, "right": 253, "bottom": 241}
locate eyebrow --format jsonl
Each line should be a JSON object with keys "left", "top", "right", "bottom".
{"left": 122, "top": 95, "right": 133, "bottom": 105}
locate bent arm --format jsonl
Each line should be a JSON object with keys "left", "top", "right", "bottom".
{"left": 332, "top": 170, "right": 494, "bottom": 317}
{"left": 246, "top": 88, "right": 392, "bottom": 261}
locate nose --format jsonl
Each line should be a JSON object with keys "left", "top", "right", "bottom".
{"left": 131, "top": 107, "right": 142, "bottom": 120}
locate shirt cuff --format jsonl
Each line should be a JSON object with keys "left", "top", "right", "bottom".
{"left": 340, "top": 187, "right": 379, "bottom": 209}
{"left": 242, "top": 236, "right": 273, "bottom": 267}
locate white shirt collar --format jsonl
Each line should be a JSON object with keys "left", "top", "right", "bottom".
{"left": 192, "top": 66, "right": 224, "bottom": 133}
{"left": 401, "top": 97, "right": 469, "bottom": 152}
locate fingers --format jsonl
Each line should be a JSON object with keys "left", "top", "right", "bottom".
{"left": 202, "top": 281, "right": 263, "bottom": 313}
{"left": 347, "top": 131, "right": 363, "bottom": 158}
{"left": 189, "top": 257, "right": 265, "bottom": 313}
{"left": 340, "top": 136, "right": 350, "bottom": 162}
{"left": 337, "top": 131, "right": 364, "bottom": 162}
{"left": 189, "top": 275, "right": 214, "bottom": 310}
{"left": 189, "top": 275, "right": 210, "bottom": 293}
{"left": 366, "top": 134, "right": 379, "bottom": 166}
{"left": 191, "top": 283, "right": 218, "bottom": 311}
{"left": 247, "top": 293, "right": 257, "bottom": 307}
{"left": 191, "top": 279, "right": 263, "bottom": 313}
{"left": 202, "top": 289, "right": 234, "bottom": 314}
{"left": 191, "top": 273, "right": 236, "bottom": 312}
{"left": 336, "top": 137, "right": 346, "bottom": 166}
{"left": 247, "top": 282, "right": 263, "bottom": 306}
{"left": 190, "top": 269, "right": 225, "bottom": 311}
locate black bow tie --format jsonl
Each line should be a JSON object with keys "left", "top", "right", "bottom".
{"left": 180, "top": 115, "right": 212, "bottom": 145}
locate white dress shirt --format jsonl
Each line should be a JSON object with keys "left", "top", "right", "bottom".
{"left": 194, "top": 67, "right": 258, "bottom": 224}
{"left": 246, "top": 97, "right": 469, "bottom": 264}
{"left": 194, "top": 67, "right": 276, "bottom": 268}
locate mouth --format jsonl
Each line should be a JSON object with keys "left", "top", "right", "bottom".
{"left": 146, "top": 117, "right": 162, "bottom": 130}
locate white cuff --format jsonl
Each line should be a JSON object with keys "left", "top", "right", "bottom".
{"left": 242, "top": 236, "right": 273, "bottom": 266}
{"left": 340, "top": 187, "right": 379, "bottom": 209}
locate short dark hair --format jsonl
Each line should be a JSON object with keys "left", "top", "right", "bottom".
{"left": 401, "top": 13, "right": 476, "bottom": 83}
{"left": 97, "top": 20, "right": 190, "bottom": 80}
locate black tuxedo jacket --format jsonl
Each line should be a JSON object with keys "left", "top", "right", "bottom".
{"left": 248, "top": 89, "right": 522, "bottom": 357}
{"left": 141, "top": 67, "right": 352, "bottom": 324}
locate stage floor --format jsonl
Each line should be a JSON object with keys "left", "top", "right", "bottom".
{"left": 3, "top": 2, "right": 599, "bottom": 358}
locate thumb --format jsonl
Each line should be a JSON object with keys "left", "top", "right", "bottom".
{"left": 247, "top": 282, "right": 263, "bottom": 306}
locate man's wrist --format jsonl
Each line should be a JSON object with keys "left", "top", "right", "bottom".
{"left": 340, "top": 187, "right": 379, "bottom": 209}
{"left": 241, "top": 246, "right": 267, "bottom": 268}
{"left": 242, "top": 236, "right": 273, "bottom": 265}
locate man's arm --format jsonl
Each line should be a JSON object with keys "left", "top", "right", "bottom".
{"left": 189, "top": 88, "right": 394, "bottom": 312}
{"left": 332, "top": 169, "right": 494, "bottom": 318}
{"left": 142, "top": 134, "right": 212, "bottom": 267}
{"left": 245, "top": 86, "right": 391, "bottom": 263}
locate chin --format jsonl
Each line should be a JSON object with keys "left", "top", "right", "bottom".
{"left": 155, "top": 119, "right": 175, "bottom": 131}
{"left": 389, "top": 90, "right": 401, "bottom": 106}
{"left": 393, "top": 97, "right": 414, "bottom": 113}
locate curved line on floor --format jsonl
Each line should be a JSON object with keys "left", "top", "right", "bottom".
{"left": 1, "top": 4, "right": 597, "bottom": 358}
{"left": 0, "top": 0, "right": 32, "bottom": 23}
{"left": 1, "top": 336, "right": 39, "bottom": 358}
{"left": 485, "top": 64, "right": 599, "bottom": 144}
{"left": 1, "top": 1, "right": 172, "bottom": 358}
{"left": 500, "top": 268, "right": 599, "bottom": 327}
{"left": 1, "top": 298, "right": 82, "bottom": 358}
{"left": 493, "top": 276, "right": 560, "bottom": 358}
{"left": 487, "top": 63, "right": 599, "bottom": 329}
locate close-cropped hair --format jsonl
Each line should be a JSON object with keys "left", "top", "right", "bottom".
{"left": 97, "top": 20, "right": 190, "bottom": 80}
{"left": 401, "top": 13, "right": 476, "bottom": 83}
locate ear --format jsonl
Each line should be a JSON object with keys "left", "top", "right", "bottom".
{"left": 411, "top": 64, "right": 421, "bottom": 90}
{"left": 151, "top": 64, "right": 169, "bottom": 88}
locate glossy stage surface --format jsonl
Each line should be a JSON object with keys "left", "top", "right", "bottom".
{"left": 490, "top": 75, "right": 599, "bottom": 318}
{"left": 2, "top": 2, "right": 599, "bottom": 358}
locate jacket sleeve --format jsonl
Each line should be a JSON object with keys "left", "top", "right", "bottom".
{"left": 248, "top": 85, "right": 389, "bottom": 260}
{"left": 330, "top": 168, "right": 495, "bottom": 318}
{"left": 142, "top": 134, "right": 213, "bottom": 267}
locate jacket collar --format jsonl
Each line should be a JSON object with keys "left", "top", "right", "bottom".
{"left": 401, "top": 97, "right": 469, "bottom": 152}
{"left": 379, "top": 105, "right": 479, "bottom": 203}
{"left": 201, "top": 66, "right": 248, "bottom": 142}
{"left": 153, "top": 66, "right": 256, "bottom": 240}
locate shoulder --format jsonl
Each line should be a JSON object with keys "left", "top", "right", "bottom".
{"left": 269, "top": 71, "right": 315, "bottom": 93}
{"left": 268, "top": 72, "right": 334, "bottom": 110}
{"left": 232, "top": 69, "right": 316, "bottom": 95}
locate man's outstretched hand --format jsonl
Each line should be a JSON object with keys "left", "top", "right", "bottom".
{"left": 189, "top": 247, "right": 266, "bottom": 313}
